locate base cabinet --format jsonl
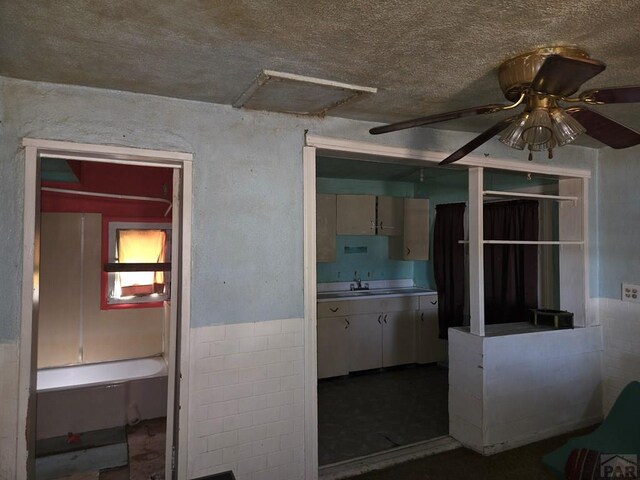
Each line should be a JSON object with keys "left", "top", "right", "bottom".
{"left": 317, "top": 316, "right": 350, "bottom": 379}
{"left": 348, "top": 313, "right": 383, "bottom": 372}
{"left": 382, "top": 311, "right": 416, "bottom": 367}
{"left": 416, "top": 309, "right": 448, "bottom": 364}
{"left": 317, "top": 294, "right": 444, "bottom": 378}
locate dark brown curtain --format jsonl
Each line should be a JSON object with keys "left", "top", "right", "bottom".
{"left": 484, "top": 200, "right": 538, "bottom": 324}
{"left": 433, "top": 203, "right": 466, "bottom": 339}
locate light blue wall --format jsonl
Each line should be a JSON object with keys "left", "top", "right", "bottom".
{"left": 413, "top": 170, "right": 469, "bottom": 289}
{"left": 0, "top": 76, "right": 601, "bottom": 340}
{"left": 317, "top": 235, "right": 414, "bottom": 283}
{"left": 597, "top": 146, "right": 640, "bottom": 298}
{"left": 316, "top": 177, "right": 415, "bottom": 283}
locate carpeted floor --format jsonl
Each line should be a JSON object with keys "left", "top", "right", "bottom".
{"left": 318, "top": 364, "right": 449, "bottom": 466}
{"left": 344, "top": 426, "right": 597, "bottom": 480}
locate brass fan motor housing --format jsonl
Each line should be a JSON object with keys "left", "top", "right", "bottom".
{"left": 498, "top": 46, "right": 591, "bottom": 101}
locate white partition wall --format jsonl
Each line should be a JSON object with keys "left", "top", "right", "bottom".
{"left": 449, "top": 165, "right": 603, "bottom": 454}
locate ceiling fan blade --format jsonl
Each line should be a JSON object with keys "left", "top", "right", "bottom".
{"left": 530, "top": 55, "right": 605, "bottom": 97}
{"left": 580, "top": 86, "right": 640, "bottom": 104}
{"left": 439, "top": 117, "right": 516, "bottom": 165}
{"left": 369, "top": 104, "right": 508, "bottom": 135}
{"left": 566, "top": 107, "right": 640, "bottom": 149}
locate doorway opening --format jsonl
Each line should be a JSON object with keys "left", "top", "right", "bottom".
{"left": 303, "top": 136, "right": 588, "bottom": 478}
{"left": 313, "top": 155, "right": 466, "bottom": 467}
{"left": 18, "top": 139, "right": 192, "bottom": 480}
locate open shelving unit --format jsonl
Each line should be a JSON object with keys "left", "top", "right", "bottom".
{"left": 467, "top": 169, "right": 589, "bottom": 336}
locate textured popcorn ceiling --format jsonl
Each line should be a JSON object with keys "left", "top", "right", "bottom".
{"left": 1, "top": 1, "right": 639, "bottom": 145}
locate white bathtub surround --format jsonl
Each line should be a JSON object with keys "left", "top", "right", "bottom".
{"left": 188, "top": 318, "right": 305, "bottom": 480}
{"left": 599, "top": 298, "right": 640, "bottom": 414}
{"left": 36, "top": 357, "right": 168, "bottom": 440}
{"left": 449, "top": 325, "right": 604, "bottom": 455}
{"left": 0, "top": 342, "right": 19, "bottom": 480}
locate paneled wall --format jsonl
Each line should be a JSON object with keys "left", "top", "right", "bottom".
{"left": 449, "top": 326, "right": 603, "bottom": 454}
{"left": 38, "top": 212, "right": 164, "bottom": 368}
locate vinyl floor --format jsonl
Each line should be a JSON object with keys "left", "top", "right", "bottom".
{"left": 345, "top": 426, "right": 597, "bottom": 480}
{"left": 318, "top": 364, "right": 449, "bottom": 466}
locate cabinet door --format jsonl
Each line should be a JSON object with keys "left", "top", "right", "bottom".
{"left": 403, "top": 198, "right": 429, "bottom": 260}
{"left": 377, "top": 196, "right": 403, "bottom": 236}
{"left": 336, "top": 194, "right": 376, "bottom": 235}
{"left": 382, "top": 311, "right": 416, "bottom": 367}
{"left": 317, "top": 316, "right": 350, "bottom": 379}
{"left": 316, "top": 194, "right": 336, "bottom": 263}
{"left": 416, "top": 309, "right": 448, "bottom": 364}
{"left": 348, "top": 313, "right": 383, "bottom": 372}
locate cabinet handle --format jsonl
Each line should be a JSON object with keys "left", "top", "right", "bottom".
{"left": 430, "top": 300, "right": 437, "bottom": 305}
{"left": 329, "top": 307, "right": 339, "bottom": 313}
{"left": 406, "top": 247, "right": 411, "bottom": 256}
{"left": 344, "top": 318, "right": 350, "bottom": 329}
{"left": 383, "top": 314, "right": 387, "bottom": 324}
{"left": 377, "top": 315, "right": 382, "bottom": 324}
{"left": 421, "top": 313, "right": 424, "bottom": 322}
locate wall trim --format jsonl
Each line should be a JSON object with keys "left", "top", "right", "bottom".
{"left": 302, "top": 133, "right": 593, "bottom": 478}
{"left": 303, "top": 146, "right": 319, "bottom": 479}
{"left": 305, "top": 135, "right": 592, "bottom": 179}
{"left": 17, "top": 138, "right": 193, "bottom": 479}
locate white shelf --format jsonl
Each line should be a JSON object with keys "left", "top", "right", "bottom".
{"left": 483, "top": 190, "right": 578, "bottom": 203}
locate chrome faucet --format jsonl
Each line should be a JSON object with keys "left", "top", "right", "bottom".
{"left": 350, "top": 275, "right": 369, "bottom": 291}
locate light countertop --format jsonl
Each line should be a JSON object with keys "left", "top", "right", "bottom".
{"left": 317, "top": 287, "right": 436, "bottom": 302}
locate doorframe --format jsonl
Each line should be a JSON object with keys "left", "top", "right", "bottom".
{"left": 17, "top": 138, "right": 193, "bottom": 479}
{"left": 302, "top": 134, "right": 591, "bottom": 479}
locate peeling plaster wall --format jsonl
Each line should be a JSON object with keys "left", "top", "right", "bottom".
{"left": 0, "top": 76, "right": 601, "bottom": 339}
{"left": 0, "top": 76, "right": 602, "bottom": 477}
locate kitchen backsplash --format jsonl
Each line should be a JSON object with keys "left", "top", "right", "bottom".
{"left": 316, "top": 235, "right": 414, "bottom": 283}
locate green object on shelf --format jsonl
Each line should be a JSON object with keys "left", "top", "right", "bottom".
{"left": 542, "top": 381, "right": 640, "bottom": 478}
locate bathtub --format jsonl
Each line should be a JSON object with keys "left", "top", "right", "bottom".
{"left": 36, "top": 357, "right": 168, "bottom": 440}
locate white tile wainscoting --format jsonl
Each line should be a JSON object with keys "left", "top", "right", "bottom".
{"left": 188, "top": 318, "right": 305, "bottom": 480}
{"left": 0, "top": 342, "right": 19, "bottom": 480}
{"left": 599, "top": 298, "right": 640, "bottom": 414}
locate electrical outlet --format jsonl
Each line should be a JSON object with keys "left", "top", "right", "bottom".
{"left": 622, "top": 283, "right": 640, "bottom": 303}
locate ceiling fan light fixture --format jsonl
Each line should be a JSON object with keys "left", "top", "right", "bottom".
{"left": 527, "top": 135, "right": 557, "bottom": 152}
{"left": 499, "top": 113, "right": 529, "bottom": 150}
{"left": 521, "top": 108, "right": 554, "bottom": 146}
{"left": 550, "top": 108, "right": 587, "bottom": 146}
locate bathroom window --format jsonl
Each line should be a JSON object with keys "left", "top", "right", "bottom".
{"left": 103, "top": 219, "right": 171, "bottom": 308}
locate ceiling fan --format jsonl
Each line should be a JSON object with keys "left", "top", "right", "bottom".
{"left": 370, "top": 46, "right": 640, "bottom": 165}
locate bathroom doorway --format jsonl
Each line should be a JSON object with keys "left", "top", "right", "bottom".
{"left": 18, "top": 139, "right": 193, "bottom": 479}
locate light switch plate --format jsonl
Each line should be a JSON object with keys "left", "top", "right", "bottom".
{"left": 622, "top": 283, "right": 640, "bottom": 303}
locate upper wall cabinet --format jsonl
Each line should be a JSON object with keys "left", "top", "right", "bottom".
{"left": 336, "top": 194, "right": 376, "bottom": 235}
{"left": 390, "top": 198, "right": 430, "bottom": 261}
{"left": 317, "top": 194, "right": 337, "bottom": 263}
{"left": 377, "top": 196, "right": 403, "bottom": 237}
{"left": 336, "top": 194, "right": 404, "bottom": 236}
